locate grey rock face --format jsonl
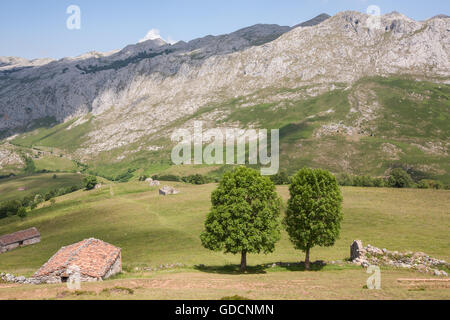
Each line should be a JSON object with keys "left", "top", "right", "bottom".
{"left": 428, "top": 14, "right": 449, "bottom": 20}
{"left": 0, "top": 143, "right": 24, "bottom": 169}
{"left": 350, "top": 240, "right": 364, "bottom": 260}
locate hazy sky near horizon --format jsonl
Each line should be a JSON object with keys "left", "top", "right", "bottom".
{"left": 0, "top": 0, "right": 448, "bottom": 59}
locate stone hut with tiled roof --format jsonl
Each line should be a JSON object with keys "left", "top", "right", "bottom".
{"left": 34, "top": 238, "right": 121, "bottom": 284}
{"left": 0, "top": 227, "right": 40, "bottom": 254}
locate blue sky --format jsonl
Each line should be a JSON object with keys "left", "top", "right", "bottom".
{"left": 0, "top": 0, "right": 448, "bottom": 59}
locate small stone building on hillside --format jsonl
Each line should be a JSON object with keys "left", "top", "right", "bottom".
{"left": 34, "top": 238, "right": 121, "bottom": 284}
{"left": 0, "top": 227, "right": 41, "bottom": 254}
{"left": 159, "top": 185, "right": 179, "bottom": 196}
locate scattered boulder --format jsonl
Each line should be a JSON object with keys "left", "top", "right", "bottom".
{"left": 350, "top": 240, "right": 364, "bottom": 260}
{"left": 94, "top": 183, "right": 102, "bottom": 189}
{"left": 159, "top": 186, "right": 179, "bottom": 196}
{"left": 150, "top": 180, "right": 160, "bottom": 187}
{"left": 0, "top": 273, "right": 43, "bottom": 285}
{"left": 146, "top": 177, "right": 160, "bottom": 186}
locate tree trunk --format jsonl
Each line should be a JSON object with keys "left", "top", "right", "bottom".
{"left": 305, "top": 248, "right": 310, "bottom": 271}
{"left": 240, "top": 251, "right": 247, "bottom": 272}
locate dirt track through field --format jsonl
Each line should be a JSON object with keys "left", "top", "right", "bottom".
{"left": 1, "top": 270, "right": 449, "bottom": 300}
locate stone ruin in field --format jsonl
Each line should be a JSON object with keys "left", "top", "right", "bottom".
{"left": 159, "top": 185, "right": 179, "bottom": 196}
{"left": 145, "top": 177, "right": 160, "bottom": 186}
{"left": 350, "top": 240, "right": 449, "bottom": 277}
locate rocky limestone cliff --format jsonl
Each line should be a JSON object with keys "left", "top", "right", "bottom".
{"left": 0, "top": 12, "right": 449, "bottom": 158}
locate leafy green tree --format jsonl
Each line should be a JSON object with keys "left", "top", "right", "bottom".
{"left": 21, "top": 195, "right": 34, "bottom": 207}
{"left": 83, "top": 175, "right": 98, "bottom": 190}
{"left": 200, "top": 167, "right": 281, "bottom": 272}
{"left": 284, "top": 168, "right": 343, "bottom": 270}
{"left": 17, "top": 207, "right": 27, "bottom": 219}
{"left": 418, "top": 179, "right": 443, "bottom": 190}
{"left": 115, "top": 168, "right": 136, "bottom": 183}
{"left": 418, "top": 179, "right": 430, "bottom": 189}
{"left": 152, "top": 174, "right": 181, "bottom": 182}
{"left": 34, "top": 194, "right": 44, "bottom": 204}
{"left": 182, "top": 174, "right": 212, "bottom": 185}
{"left": 388, "top": 168, "right": 413, "bottom": 188}
{"left": 433, "top": 181, "right": 444, "bottom": 190}
{"left": 0, "top": 200, "right": 22, "bottom": 219}
{"left": 336, "top": 173, "right": 354, "bottom": 186}
{"left": 353, "top": 176, "right": 375, "bottom": 187}
{"left": 373, "top": 178, "right": 385, "bottom": 188}
{"left": 23, "top": 157, "right": 36, "bottom": 174}
{"left": 44, "top": 190, "right": 55, "bottom": 201}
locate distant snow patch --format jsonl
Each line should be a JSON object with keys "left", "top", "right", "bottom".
{"left": 139, "top": 29, "right": 177, "bottom": 44}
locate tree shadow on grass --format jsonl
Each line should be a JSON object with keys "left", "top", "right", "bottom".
{"left": 194, "top": 261, "right": 326, "bottom": 275}
{"left": 194, "top": 264, "right": 267, "bottom": 275}
{"left": 274, "top": 261, "right": 326, "bottom": 272}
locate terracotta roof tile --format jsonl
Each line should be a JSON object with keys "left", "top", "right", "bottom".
{"left": 34, "top": 238, "right": 121, "bottom": 278}
{"left": 0, "top": 228, "right": 40, "bottom": 246}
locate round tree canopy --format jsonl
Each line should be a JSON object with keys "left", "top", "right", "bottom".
{"left": 284, "top": 168, "right": 343, "bottom": 253}
{"left": 200, "top": 166, "right": 281, "bottom": 256}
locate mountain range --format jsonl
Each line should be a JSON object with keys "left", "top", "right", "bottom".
{"left": 0, "top": 11, "right": 448, "bottom": 183}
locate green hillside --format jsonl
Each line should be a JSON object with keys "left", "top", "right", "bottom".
{"left": 0, "top": 181, "right": 448, "bottom": 277}
{"left": 0, "top": 173, "right": 84, "bottom": 202}
{"left": 11, "top": 116, "right": 94, "bottom": 153}
{"left": 4, "top": 76, "right": 449, "bottom": 184}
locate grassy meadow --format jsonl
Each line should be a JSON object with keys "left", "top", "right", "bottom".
{"left": 34, "top": 156, "right": 78, "bottom": 172}
{"left": 0, "top": 173, "right": 84, "bottom": 202}
{"left": 0, "top": 177, "right": 449, "bottom": 299}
